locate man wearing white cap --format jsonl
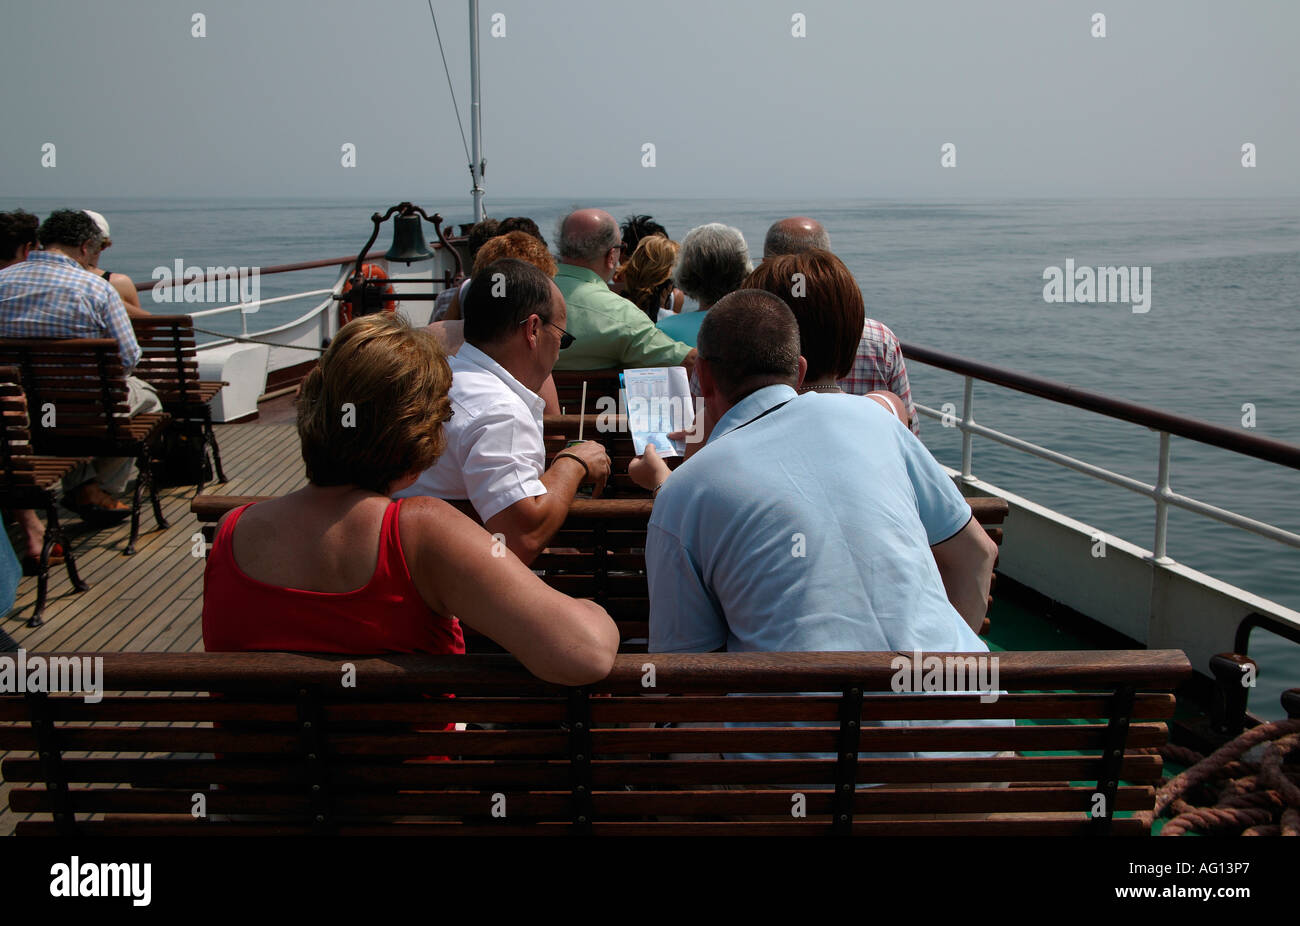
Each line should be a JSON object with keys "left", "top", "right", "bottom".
{"left": 81, "top": 210, "right": 148, "bottom": 318}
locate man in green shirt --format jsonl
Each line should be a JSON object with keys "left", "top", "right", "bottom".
{"left": 552, "top": 209, "right": 696, "bottom": 372}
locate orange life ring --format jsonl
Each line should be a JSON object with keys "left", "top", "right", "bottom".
{"left": 339, "top": 263, "right": 397, "bottom": 325}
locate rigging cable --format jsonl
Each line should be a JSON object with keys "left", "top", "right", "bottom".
{"left": 426, "top": 0, "right": 474, "bottom": 178}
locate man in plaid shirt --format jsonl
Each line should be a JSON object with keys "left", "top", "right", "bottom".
{"left": 0, "top": 209, "right": 161, "bottom": 521}
{"left": 764, "top": 217, "right": 919, "bottom": 434}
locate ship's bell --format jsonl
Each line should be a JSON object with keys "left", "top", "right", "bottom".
{"left": 385, "top": 214, "right": 434, "bottom": 264}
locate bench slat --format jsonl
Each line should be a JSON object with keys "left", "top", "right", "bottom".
{"left": 0, "top": 650, "right": 1189, "bottom": 692}
{"left": 1, "top": 754, "right": 1165, "bottom": 789}
{"left": 8, "top": 784, "right": 1156, "bottom": 817}
{"left": 14, "top": 818, "right": 1151, "bottom": 836}
{"left": 0, "top": 720, "right": 1168, "bottom": 755}
{"left": 0, "top": 691, "right": 1176, "bottom": 724}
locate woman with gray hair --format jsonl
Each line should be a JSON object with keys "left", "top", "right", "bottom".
{"left": 657, "top": 223, "right": 752, "bottom": 348}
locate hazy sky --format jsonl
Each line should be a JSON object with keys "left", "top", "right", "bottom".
{"left": 2, "top": 0, "right": 1297, "bottom": 200}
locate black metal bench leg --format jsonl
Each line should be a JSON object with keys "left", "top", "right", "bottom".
{"left": 192, "top": 421, "right": 208, "bottom": 497}
{"left": 46, "top": 504, "right": 87, "bottom": 594}
{"left": 126, "top": 456, "right": 144, "bottom": 555}
{"left": 205, "top": 409, "right": 227, "bottom": 483}
{"left": 145, "top": 447, "right": 169, "bottom": 531}
{"left": 30, "top": 536, "right": 51, "bottom": 628}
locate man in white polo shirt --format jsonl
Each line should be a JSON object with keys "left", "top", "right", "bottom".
{"left": 395, "top": 259, "right": 610, "bottom": 565}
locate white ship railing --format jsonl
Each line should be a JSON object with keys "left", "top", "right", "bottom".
{"left": 903, "top": 344, "right": 1300, "bottom": 565}
{"left": 186, "top": 290, "right": 335, "bottom": 337}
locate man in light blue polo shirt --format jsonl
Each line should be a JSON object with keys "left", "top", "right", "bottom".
{"left": 645, "top": 290, "right": 1002, "bottom": 758}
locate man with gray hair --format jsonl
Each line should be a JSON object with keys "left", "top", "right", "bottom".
{"left": 552, "top": 208, "right": 695, "bottom": 371}
{"left": 657, "top": 223, "right": 752, "bottom": 348}
{"left": 763, "top": 216, "right": 831, "bottom": 258}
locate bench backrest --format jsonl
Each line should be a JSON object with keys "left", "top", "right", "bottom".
{"left": 0, "top": 339, "right": 132, "bottom": 443}
{"left": 190, "top": 494, "right": 1009, "bottom": 650}
{"left": 552, "top": 369, "right": 621, "bottom": 417}
{"left": 543, "top": 413, "right": 646, "bottom": 496}
{"left": 0, "top": 367, "right": 42, "bottom": 487}
{"left": 0, "top": 650, "right": 1189, "bottom": 835}
{"left": 130, "top": 315, "right": 203, "bottom": 404}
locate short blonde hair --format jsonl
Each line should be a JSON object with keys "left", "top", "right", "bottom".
{"left": 297, "top": 313, "right": 452, "bottom": 493}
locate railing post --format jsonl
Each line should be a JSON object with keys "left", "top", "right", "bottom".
{"left": 960, "top": 375, "right": 974, "bottom": 481}
{"left": 1153, "top": 431, "right": 1173, "bottom": 563}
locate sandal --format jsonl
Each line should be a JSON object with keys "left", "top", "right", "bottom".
{"left": 21, "top": 544, "right": 66, "bottom": 576}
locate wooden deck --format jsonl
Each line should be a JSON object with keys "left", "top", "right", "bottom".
{"left": 0, "top": 421, "right": 304, "bottom": 836}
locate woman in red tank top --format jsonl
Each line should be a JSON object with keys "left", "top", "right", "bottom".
{"left": 201, "top": 313, "right": 618, "bottom": 686}
{"left": 203, "top": 498, "right": 465, "bottom": 655}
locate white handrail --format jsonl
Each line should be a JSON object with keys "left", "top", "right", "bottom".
{"left": 915, "top": 389, "right": 1300, "bottom": 556}
{"left": 186, "top": 288, "right": 335, "bottom": 319}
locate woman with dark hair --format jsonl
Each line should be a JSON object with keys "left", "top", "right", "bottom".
{"left": 497, "top": 216, "right": 547, "bottom": 249}
{"left": 743, "top": 250, "right": 908, "bottom": 422}
{"left": 620, "top": 214, "right": 667, "bottom": 256}
{"left": 202, "top": 313, "right": 617, "bottom": 685}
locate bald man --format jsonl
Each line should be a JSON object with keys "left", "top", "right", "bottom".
{"left": 552, "top": 208, "right": 696, "bottom": 372}
{"left": 763, "top": 216, "right": 831, "bottom": 258}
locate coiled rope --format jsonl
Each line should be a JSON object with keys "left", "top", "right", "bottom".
{"left": 1143, "top": 718, "right": 1300, "bottom": 836}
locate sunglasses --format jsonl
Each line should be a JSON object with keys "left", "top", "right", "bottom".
{"left": 549, "top": 320, "right": 576, "bottom": 349}
{"left": 519, "top": 315, "right": 575, "bottom": 349}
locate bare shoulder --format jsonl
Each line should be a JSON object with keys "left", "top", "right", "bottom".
{"left": 213, "top": 506, "right": 238, "bottom": 535}
{"left": 398, "top": 494, "right": 466, "bottom": 519}
{"left": 397, "top": 495, "right": 479, "bottom": 544}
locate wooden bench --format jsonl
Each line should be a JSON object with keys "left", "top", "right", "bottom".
{"left": 0, "top": 339, "right": 170, "bottom": 554}
{"left": 131, "top": 315, "right": 229, "bottom": 490}
{"left": 0, "top": 368, "right": 91, "bottom": 626}
{"left": 0, "top": 649, "right": 1190, "bottom": 835}
{"left": 552, "top": 369, "right": 622, "bottom": 417}
{"left": 191, "top": 495, "right": 1010, "bottom": 650}
{"left": 543, "top": 413, "right": 657, "bottom": 497}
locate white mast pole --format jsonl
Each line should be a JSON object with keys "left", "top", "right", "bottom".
{"left": 469, "top": 0, "right": 485, "bottom": 222}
